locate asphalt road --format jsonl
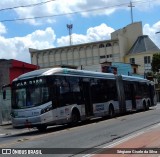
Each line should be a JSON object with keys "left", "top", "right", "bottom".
{"left": 0, "top": 104, "right": 160, "bottom": 157}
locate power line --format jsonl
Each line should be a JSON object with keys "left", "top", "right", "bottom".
{"left": 0, "top": 0, "right": 152, "bottom": 23}
{"left": 0, "top": 0, "right": 56, "bottom": 12}
{"left": 128, "top": 1, "right": 135, "bottom": 23}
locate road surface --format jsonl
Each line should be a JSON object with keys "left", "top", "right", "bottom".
{"left": 0, "top": 104, "right": 159, "bottom": 157}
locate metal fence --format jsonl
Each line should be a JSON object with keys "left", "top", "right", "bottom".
{"left": 0, "top": 90, "right": 11, "bottom": 125}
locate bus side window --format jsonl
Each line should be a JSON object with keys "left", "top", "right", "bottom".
{"left": 107, "top": 80, "right": 117, "bottom": 100}
{"left": 56, "top": 76, "right": 71, "bottom": 106}
{"left": 68, "top": 77, "right": 82, "bottom": 105}
{"left": 91, "top": 78, "right": 103, "bottom": 103}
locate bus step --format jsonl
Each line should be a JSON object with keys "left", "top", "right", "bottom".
{"left": 86, "top": 116, "right": 95, "bottom": 120}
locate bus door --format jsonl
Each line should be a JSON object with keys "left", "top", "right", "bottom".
{"left": 82, "top": 78, "right": 93, "bottom": 117}
{"left": 149, "top": 84, "right": 155, "bottom": 106}
{"left": 54, "top": 77, "right": 71, "bottom": 122}
{"left": 116, "top": 76, "right": 126, "bottom": 114}
{"left": 130, "top": 83, "right": 136, "bottom": 110}
{"left": 51, "top": 76, "right": 67, "bottom": 122}
{"left": 50, "top": 83, "right": 59, "bottom": 122}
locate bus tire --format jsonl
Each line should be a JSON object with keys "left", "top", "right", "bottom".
{"left": 109, "top": 105, "right": 115, "bottom": 118}
{"left": 37, "top": 125, "right": 47, "bottom": 132}
{"left": 70, "top": 109, "right": 80, "bottom": 126}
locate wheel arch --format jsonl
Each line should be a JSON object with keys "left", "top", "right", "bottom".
{"left": 108, "top": 103, "right": 115, "bottom": 117}
{"left": 71, "top": 107, "right": 81, "bottom": 120}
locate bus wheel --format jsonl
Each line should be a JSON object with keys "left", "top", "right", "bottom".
{"left": 37, "top": 125, "right": 47, "bottom": 132}
{"left": 71, "top": 110, "right": 80, "bottom": 126}
{"left": 109, "top": 105, "right": 114, "bottom": 118}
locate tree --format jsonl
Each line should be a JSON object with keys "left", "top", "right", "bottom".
{"left": 151, "top": 53, "right": 160, "bottom": 84}
{"left": 152, "top": 53, "right": 160, "bottom": 72}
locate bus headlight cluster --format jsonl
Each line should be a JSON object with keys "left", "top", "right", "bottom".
{"left": 10, "top": 112, "right": 15, "bottom": 118}
{"left": 41, "top": 105, "right": 53, "bottom": 114}
{"left": 10, "top": 111, "right": 17, "bottom": 118}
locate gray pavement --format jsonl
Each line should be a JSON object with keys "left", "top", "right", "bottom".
{"left": 0, "top": 103, "right": 158, "bottom": 137}
{"left": 0, "top": 124, "right": 34, "bottom": 137}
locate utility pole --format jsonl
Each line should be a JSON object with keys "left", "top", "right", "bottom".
{"left": 128, "top": 1, "right": 135, "bottom": 23}
{"left": 67, "top": 24, "right": 73, "bottom": 46}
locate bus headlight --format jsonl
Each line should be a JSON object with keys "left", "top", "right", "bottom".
{"left": 10, "top": 111, "right": 18, "bottom": 118}
{"left": 10, "top": 112, "right": 15, "bottom": 118}
{"left": 41, "top": 105, "right": 53, "bottom": 114}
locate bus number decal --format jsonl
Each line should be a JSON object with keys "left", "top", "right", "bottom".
{"left": 60, "top": 110, "right": 64, "bottom": 115}
{"left": 65, "top": 108, "right": 69, "bottom": 113}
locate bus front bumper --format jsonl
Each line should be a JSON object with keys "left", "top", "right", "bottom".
{"left": 11, "top": 116, "right": 55, "bottom": 129}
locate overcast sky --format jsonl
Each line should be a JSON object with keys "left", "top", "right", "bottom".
{"left": 0, "top": 0, "right": 160, "bottom": 63}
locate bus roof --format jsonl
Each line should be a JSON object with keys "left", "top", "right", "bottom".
{"left": 13, "top": 67, "right": 151, "bottom": 84}
{"left": 13, "top": 67, "right": 115, "bottom": 81}
{"left": 122, "top": 75, "right": 150, "bottom": 83}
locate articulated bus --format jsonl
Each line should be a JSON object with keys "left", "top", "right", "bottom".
{"left": 10, "top": 68, "right": 156, "bottom": 131}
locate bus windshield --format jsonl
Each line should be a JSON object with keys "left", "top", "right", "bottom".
{"left": 12, "top": 85, "right": 50, "bottom": 109}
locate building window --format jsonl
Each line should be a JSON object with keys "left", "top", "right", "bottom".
{"left": 144, "top": 56, "right": 150, "bottom": 64}
{"left": 130, "top": 58, "right": 135, "bottom": 64}
{"left": 133, "top": 68, "right": 137, "bottom": 74}
{"left": 100, "top": 55, "right": 105, "bottom": 59}
{"left": 99, "top": 44, "right": 105, "bottom": 48}
{"left": 106, "top": 43, "right": 112, "bottom": 47}
{"left": 106, "top": 54, "right": 113, "bottom": 58}
{"left": 113, "top": 42, "right": 118, "bottom": 46}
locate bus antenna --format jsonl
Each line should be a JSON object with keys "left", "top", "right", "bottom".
{"left": 67, "top": 24, "right": 73, "bottom": 46}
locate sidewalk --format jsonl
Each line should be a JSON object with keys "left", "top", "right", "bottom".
{"left": 92, "top": 123, "right": 160, "bottom": 157}
{"left": 0, "top": 124, "right": 33, "bottom": 136}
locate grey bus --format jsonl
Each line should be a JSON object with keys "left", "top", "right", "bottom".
{"left": 10, "top": 68, "right": 157, "bottom": 131}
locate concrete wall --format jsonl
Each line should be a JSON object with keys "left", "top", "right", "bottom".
{"left": 30, "top": 40, "right": 120, "bottom": 68}
{"left": 111, "top": 22, "right": 143, "bottom": 53}
{"left": 125, "top": 51, "right": 157, "bottom": 75}
{"left": 112, "top": 62, "right": 132, "bottom": 75}
{"left": 0, "top": 61, "right": 10, "bottom": 88}
{"left": 30, "top": 22, "right": 143, "bottom": 70}
{"left": 77, "top": 62, "right": 139, "bottom": 77}
{"left": 78, "top": 64, "right": 102, "bottom": 72}
{"left": 29, "top": 22, "right": 159, "bottom": 77}
{"left": 0, "top": 89, "right": 11, "bottom": 125}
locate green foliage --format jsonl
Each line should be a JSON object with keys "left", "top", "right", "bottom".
{"left": 152, "top": 53, "right": 160, "bottom": 72}
{"left": 146, "top": 71, "right": 154, "bottom": 81}
{"left": 155, "top": 73, "right": 160, "bottom": 84}
{"left": 146, "top": 71, "right": 153, "bottom": 76}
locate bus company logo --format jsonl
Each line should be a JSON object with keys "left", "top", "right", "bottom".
{"left": 65, "top": 108, "right": 69, "bottom": 113}
{"left": 60, "top": 110, "right": 64, "bottom": 115}
{"left": 2, "top": 149, "right": 11, "bottom": 154}
{"left": 96, "top": 104, "right": 104, "bottom": 111}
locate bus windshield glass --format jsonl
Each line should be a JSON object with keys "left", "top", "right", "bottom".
{"left": 12, "top": 78, "right": 50, "bottom": 109}
{"left": 15, "top": 88, "right": 27, "bottom": 109}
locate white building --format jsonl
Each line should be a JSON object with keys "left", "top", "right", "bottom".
{"left": 29, "top": 22, "right": 159, "bottom": 75}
